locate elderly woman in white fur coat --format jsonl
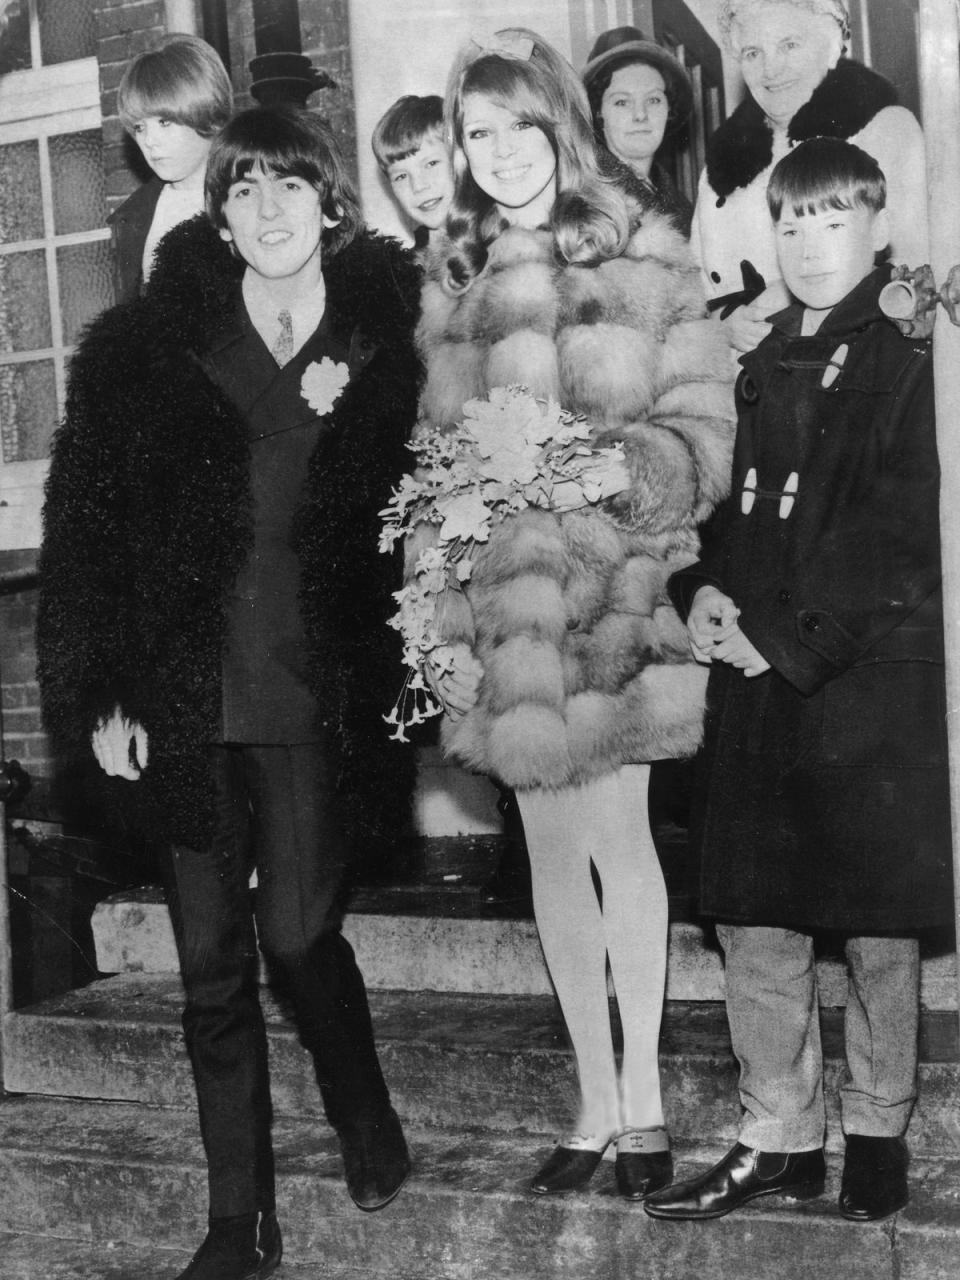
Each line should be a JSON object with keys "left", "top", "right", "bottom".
{"left": 412, "top": 29, "right": 736, "bottom": 1201}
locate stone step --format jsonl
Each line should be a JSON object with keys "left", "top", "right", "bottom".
{"left": 0, "top": 1094, "right": 957, "bottom": 1279}
{"left": 4, "top": 976, "right": 959, "bottom": 1157}
{"left": 90, "top": 885, "right": 960, "bottom": 1008}
{"left": 0, "top": 1235, "right": 321, "bottom": 1280}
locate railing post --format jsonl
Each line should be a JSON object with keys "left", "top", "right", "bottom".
{"left": 917, "top": 0, "right": 960, "bottom": 1017}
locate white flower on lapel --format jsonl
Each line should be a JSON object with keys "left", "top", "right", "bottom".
{"left": 300, "top": 357, "right": 350, "bottom": 416}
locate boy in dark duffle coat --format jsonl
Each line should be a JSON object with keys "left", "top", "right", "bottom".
{"left": 38, "top": 106, "right": 421, "bottom": 1280}
{"left": 646, "top": 137, "right": 953, "bottom": 1225}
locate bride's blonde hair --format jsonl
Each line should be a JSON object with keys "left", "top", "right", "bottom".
{"left": 442, "top": 28, "right": 630, "bottom": 291}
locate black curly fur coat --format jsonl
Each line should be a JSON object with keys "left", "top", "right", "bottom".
{"left": 37, "top": 216, "right": 422, "bottom": 860}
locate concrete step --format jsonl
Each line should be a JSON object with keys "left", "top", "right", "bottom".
{"left": 0, "top": 1094, "right": 957, "bottom": 1279}
{"left": 90, "top": 884, "right": 960, "bottom": 1009}
{"left": 4, "top": 976, "right": 959, "bottom": 1157}
{"left": 0, "top": 1235, "right": 330, "bottom": 1280}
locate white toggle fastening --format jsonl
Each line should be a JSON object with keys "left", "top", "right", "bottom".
{"left": 779, "top": 471, "right": 799, "bottom": 519}
{"left": 821, "top": 343, "right": 849, "bottom": 389}
{"left": 741, "top": 467, "right": 757, "bottom": 514}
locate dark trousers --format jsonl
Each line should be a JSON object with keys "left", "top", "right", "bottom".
{"left": 163, "top": 743, "right": 391, "bottom": 1218}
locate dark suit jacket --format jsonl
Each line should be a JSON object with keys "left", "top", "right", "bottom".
{"left": 204, "top": 293, "right": 355, "bottom": 743}
{"left": 108, "top": 178, "right": 163, "bottom": 302}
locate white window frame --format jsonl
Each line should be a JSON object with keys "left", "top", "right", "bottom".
{"left": 0, "top": 54, "right": 104, "bottom": 550}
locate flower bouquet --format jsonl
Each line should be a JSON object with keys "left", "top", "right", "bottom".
{"left": 379, "top": 385, "right": 628, "bottom": 739}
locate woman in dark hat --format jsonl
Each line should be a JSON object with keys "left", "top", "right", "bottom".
{"left": 582, "top": 25, "right": 694, "bottom": 232}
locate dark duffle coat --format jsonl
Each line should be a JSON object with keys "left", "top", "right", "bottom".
{"left": 671, "top": 267, "right": 953, "bottom": 933}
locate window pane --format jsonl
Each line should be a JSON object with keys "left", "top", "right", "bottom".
{"left": 38, "top": 0, "right": 96, "bottom": 66}
{"left": 0, "top": 1, "right": 31, "bottom": 74}
{"left": 50, "top": 130, "right": 107, "bottom": 235}
{"left": 0, "top": 140, "right": 44, "bottom": 243}
{"left": 0, "top": 251, "right": 51, "bottom": 350}
{"left": 58, "top": 241, "right": 114, "bottom": 343}
{"left": 0, "top": 359, "right": 58, "bottom": 462}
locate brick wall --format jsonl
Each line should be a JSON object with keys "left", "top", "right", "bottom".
{"left": 0, "top": 551, "right": 48, "bottom": 785}
{"left": 300, "top": 0, "right": 356, "bottom": 183}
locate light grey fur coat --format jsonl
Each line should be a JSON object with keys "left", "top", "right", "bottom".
{"left": 414, "top": 206, "right": 737, "bottom": 789}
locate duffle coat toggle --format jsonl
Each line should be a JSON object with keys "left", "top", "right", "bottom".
{"left": 741, "top": 467, "right": 799, "bottom": 518}
{"left": 774, "top": 341, "right": 850, "bottom": 390}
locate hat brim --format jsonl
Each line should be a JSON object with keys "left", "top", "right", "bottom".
{"left": 582, "top": 41, "right": 694, "bottom": 125}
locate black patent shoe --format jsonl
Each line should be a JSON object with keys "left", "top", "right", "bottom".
{"left": 175, "top": 1210, "right": 281, "bottom": 1280}
{"left": 615, "top": 1127, "right": 674, "bottom": 1200}
{"left": 839, "top": 1134, "right": 909, "bottom": 1221}
{"left": 530, "top": 1143, "right": 608, "bottom": 1195}
{"left": 337, "top": 1105, "right": 411, "bottom": 1211}
{"left": 643, "top": 1142, "right": 826, "bottom": 1221}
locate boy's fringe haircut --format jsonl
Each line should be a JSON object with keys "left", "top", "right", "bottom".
{"left": 767, "top": 137, "right": 886, "bottom": 221}
{"left": 118, "top": 34, "right": 232, "bottom": 137}
{"left": 372, "top": 95, "right": 445, "bottom": 171}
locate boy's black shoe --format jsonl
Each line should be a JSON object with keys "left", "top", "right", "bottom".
{"left": 643, "top": 1142, "right": 826, "bottom": 1220}
{"left": 175, "top": 1209, "right": 281, "bottom": 1279}
{"left": 337, "top": 1105, "right": 411, "bottom": 1210}
{"left": 839, "top": 1134, "right": 909, "bottom": 1221}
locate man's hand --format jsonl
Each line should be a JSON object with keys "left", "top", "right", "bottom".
{"left": 431, "top": 642, "right": 483, "bottom": 719}
{"left": 92, "top": 709, "right": 149, "bottom": 779}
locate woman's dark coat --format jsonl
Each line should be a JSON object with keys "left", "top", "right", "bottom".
{"left": 37, "top": 216, "right": 421, "bottom": 860}
{"left": 672, "top": 268, "right": 953, "bottom": 932}
{"left": 107, "top": 176, "right": 163, "bottom": 301}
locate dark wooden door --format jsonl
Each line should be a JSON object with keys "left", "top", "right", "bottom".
{"left": 650, "top": 0, "right": 726, "bottom": 202}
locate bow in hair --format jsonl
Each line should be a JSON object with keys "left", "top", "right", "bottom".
{"left": 470, "top": 29, "right": 535, "bottom": 60}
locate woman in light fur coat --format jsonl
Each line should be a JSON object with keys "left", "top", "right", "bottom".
{"left": 412, "top": 29, "right": 736, "bottom": 1200}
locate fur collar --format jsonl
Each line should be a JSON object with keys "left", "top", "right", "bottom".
{"left": 144, "top": 214, "right": 419, "bottom": 354}
{"left": 707, "top": 59, "right": 898, "bottom": 202}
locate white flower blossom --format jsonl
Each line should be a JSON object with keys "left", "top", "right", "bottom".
{"left": 300, "top": 358, "right": 350, "bottom": 416}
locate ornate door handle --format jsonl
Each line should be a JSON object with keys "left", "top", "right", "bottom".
{"left": 878, "top": 264, "right": 960, "bottom": 338}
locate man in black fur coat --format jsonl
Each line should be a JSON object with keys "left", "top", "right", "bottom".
{"left": 37, "top": 106, "right": 421, "bottom": 1280}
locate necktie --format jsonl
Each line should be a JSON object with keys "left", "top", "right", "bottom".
{"left": 271, "top": 309, "right": 294, "bottom": 367}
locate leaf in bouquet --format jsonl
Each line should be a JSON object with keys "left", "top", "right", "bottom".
{"left": 437, "top": 490, "right": 493, "bottom": 543}
{"left": 551, "top": 477, "right": 590, "bottom": 510}
{"left": 448, "top": 459, "right": 477, "bottom": 489}
{"left": 481, "top": 479, "right": 513, "bottom": 504}
{"left": 477, "top": 446, "right": 540, "bottom": 487}
{"left": 523, "top": 475, "right": 553, "bottom": 507}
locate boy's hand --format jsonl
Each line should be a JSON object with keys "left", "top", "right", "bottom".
{"left": 92, "top": 709, "right": 148, "bottom": 779}
{"left": 712, "top": 627, "right": 771, "bottom": 678}
{"left": 687, "top": 586, "right": 741, "bottom": 662}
